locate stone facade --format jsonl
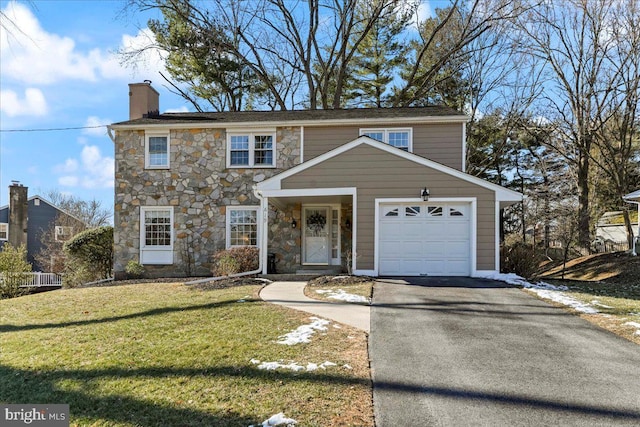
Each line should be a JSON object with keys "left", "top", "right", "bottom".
{"left": 114, "top": 126, "right": 302, "bottom": 278}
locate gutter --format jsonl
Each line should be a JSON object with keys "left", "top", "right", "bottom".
{"left": 185, "top": 186, "right": 266, "bottom": 285}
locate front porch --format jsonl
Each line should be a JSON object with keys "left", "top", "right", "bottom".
{"left": 258, "top": 188, "right": 356, "bottom": 275}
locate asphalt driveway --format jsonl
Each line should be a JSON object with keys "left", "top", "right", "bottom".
{"left": 370, "top": 277, "right": 640, "bottom": 426}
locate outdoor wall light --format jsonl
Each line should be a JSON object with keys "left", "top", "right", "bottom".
{"left": 345, "top": 218, "right": 352, "bottom": 230}
{"left": 291, "top": 218, "right": 297, "bottom": 229}
{"left": 421, "top": 187, "right": 430, "bottom": 201}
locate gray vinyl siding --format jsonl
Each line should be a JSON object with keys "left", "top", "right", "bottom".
{"left": 282, "top": 144, "right": 495, "bottom": 271}
{"left": 0, "top": 199, "right": 81, "bottom": 271}
{"left": 303, "top": 123, "right": 464, "bottom": 171}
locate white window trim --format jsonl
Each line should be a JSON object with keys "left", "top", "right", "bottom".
{"left": 145, "top": 131, "right": 171, "bottom": 169}
{"left": 360, "top": 127, "right": 413, "bottom": 152}
{"left": 226, "top": 206, "right": 261, "bottom": 249}
{"left": 54, "top": 225, "right": 74, "bottom": 242}
{"left": 226, "top": 130, "right": 277, "bottom": 168}
{"left": 140, "top": 206, "right": 174, "bottom": 265}
{"left": 0, "top": 223, "right": 7, "bottom": 241}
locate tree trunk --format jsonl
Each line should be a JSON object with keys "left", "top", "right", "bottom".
{"left": 576, "top": 150, "right": 591, "bottom": 251}
{"left": 622, "top": 209, "right": 634, "bottom": 250}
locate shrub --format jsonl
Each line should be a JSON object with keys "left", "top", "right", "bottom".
{"left": 0, "top": 244, "right": 32, "bottom": 299}
{"left": 64, "top": 226, "right": 113, "bottom": 281}
{"left": 62, "top": 264, "right": 94, "bottom": 288}
{"left": 501, "top": 242, "right": 546, "bottom": 279}
{"left": 125, "top": 260, "right": 145, "bottom": 278}
{"left": 212, "top": 247, "right": 259, "bottom": 276}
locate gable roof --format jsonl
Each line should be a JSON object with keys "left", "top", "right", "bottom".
{"left": 256, "top": 136, "right": 522, "bottom": 203}
{"left": 0, "top": 195, "right": 86, "bottom": 224}
{"left": 110, "top": 106, "right": 468, "bottom": 129}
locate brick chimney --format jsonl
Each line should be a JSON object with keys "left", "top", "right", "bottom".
{"left": 8, "top": 182, "right": 28, "bottom": 250}
{"left": 129, "top": 81, "right": 159, "bottom": 120}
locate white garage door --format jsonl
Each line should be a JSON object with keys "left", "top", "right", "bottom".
{"left": 379, "top": 203, "right": 471, "bottom": 276}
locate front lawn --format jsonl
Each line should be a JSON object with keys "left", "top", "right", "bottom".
{"left": 0, "top": 282, "right": 372, "bottom": 426}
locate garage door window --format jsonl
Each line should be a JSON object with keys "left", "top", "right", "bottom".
{"left": 383, "top": 206, "right": 400, "bottom": 217}
{"left": 405, "top": 206, "right": 420, "bottom": 217}
{"left": 427, "top": 206, "right": 443, "bottom": 216}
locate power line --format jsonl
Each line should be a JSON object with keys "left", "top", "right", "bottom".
{"left": 0, "top": 125, "right": 108, "bottom": 133}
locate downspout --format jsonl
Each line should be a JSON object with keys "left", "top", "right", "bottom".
{"left": 185, "top": 185, "right": 266, "bottom": 285}
{"left": 623, "top": 198, "right": 639, "bottom": 256}
{"left": 107, "top": 125, "right": 116, "bottom": 143}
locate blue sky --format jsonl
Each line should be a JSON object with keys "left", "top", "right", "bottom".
{"left": 0, "top": 0, "right": 434, "bottom": 215}
{"left": 0, "top": 0, "right": 189, "bottom": 214}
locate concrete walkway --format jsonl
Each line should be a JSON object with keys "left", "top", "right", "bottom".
{"left": 259, "top": 281, "right": 370, "bottom": 332}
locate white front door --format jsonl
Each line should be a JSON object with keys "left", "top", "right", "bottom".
{"left": 303, "top": 207, "right": 331, "bottom": 264}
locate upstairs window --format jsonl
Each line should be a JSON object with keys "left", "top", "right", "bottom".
{"left": 145, "top": 131, "right": 170, "bottom": 169}
{"left": 361, "top": 128, "right": 412, "bottom": 152}
{"left": 227, "top": 131, "right": 276, "bottom": 168}
{"left": 55, "top": 226, "right": 74, "bottom": 241}
{"left": 0, "top": 223, "right": 7, "bottom": 240}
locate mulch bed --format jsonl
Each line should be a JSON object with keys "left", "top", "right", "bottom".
{"left": 307, "top": 275, "right": 374, "bottom": 287}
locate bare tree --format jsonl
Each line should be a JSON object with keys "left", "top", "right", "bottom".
{"left": 512, "top": 0, "right": 633, "bottom": 249}
{"left": 392, "top": 0, "right": 526, "bottom": 107}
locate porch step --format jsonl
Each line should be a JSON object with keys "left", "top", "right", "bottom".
{"left": 295, "top": 267, "right": 343, "bottom": 276}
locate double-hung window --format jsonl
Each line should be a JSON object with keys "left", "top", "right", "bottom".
{"left": 140, "top": 206, "right": 174, "bottom": 264}
{"left": 145, "top": 131, "right": 170, "bottom": 169}
{"left": 226, "top": 207, "right": 259, "bottom": 248}
{"left": 54, "top": 226, "right": 74, "bottom": 241}
{"left": 0, "top": 223, "right": 7, "bottom": 240}
{"left": 360, "top": 128, "right": 412, "bottom": 152}
{"left": 227, "top": 131, "right": 276, "bottom": 167}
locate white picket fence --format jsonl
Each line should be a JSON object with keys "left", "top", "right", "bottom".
{"left": 1, "top": 272, "right": 63, "bottom": 287}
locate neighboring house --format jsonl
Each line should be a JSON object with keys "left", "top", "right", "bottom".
{"left": 108, "top": 82, "right": 522, "bottom": 279}
{"left": 0, "top": 183, "right": 84, "bottom": 271}
{"left": 595, "top": 211, "right": 638, "bottom": 245}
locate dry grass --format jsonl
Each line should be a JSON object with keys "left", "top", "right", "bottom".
{"left": 0, "top": 282, "right": 373, "bottom": 426}
{"left": 305, "top": 276, "right": 374, "bottom": 305}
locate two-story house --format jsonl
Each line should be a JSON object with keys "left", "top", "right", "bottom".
{"left": 108, "top": 82, "right": 521, "bottom": 279}
{"left": 0, "top": 182, "right": 84, "bottom": 271}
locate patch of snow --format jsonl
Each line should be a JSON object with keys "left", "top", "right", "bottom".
{"left": 332, "top": 324, "right": 342, "bottom": 329}
{"left": 624, "top": 321, "right": 640, "bottom": 331}
{"left": 255, "top": 278, "right": 273, "bottom": 283}
{"left": 250, "top": 359, "right": 338, "bottom": 372}
{"left": 277, "top": 317, "right": 330, "bottom": 345}
{"left": 478, "top": 272, "right": 598, "bottom": 314}
{"left": 315, "top": 288, "right": 369, "bottom": 303}
{"left": 343, "top": 364, "right": 353, "bottom": 370}
{"left": 330, "top": 276, "right": 351, "bottom": 280}
{"left": 249, "top": 412, "right": 297, "bottom": 427}
{"left": 591, "top": 300, "right": 613, "bottom": 309}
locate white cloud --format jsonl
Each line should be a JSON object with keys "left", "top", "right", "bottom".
{"left": 0, "top": 2, "right": 167, "bottom": 85}
{"left": 0, "top": 88, "right": 48, "bottom": 117}
{"left": 83, "top": 116, "right": 111, "bottom": 137}
{"left": 1, "top": 2, "right": 97, "bottom": 84}
{"left": 104, "top": 28, "right": 168, "bottom": 81}
{"left": 55, "top": 145, "right": 114, "bottom": 189}
{"left": 54, "top": 158, "right": 79, "bottom": 174}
